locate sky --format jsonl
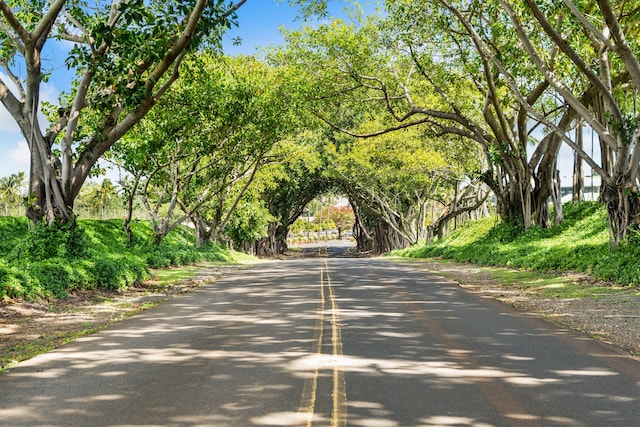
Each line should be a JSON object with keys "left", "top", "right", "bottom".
{"left": 0, "top": 0, "right": 588, "bottom": 186}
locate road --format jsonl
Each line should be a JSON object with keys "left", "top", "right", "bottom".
{"left": 1, "top": 244, "right": 639, "bottom": 426}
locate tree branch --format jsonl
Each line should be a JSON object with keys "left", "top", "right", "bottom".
{"left": 597, "top": 0, "right": 640, "bottom": 89}
{"left": 561, "top": 0, "right": 615, "bottom": 50}
{"left": 494, "top": 0, "right": 618, "bottom": 151}
{"left": 526, "top": 0, "right": 623, "bottom": 124}
{"left": 32, "top": 0, "right": 66, "bottom": 49}
{"left": 0, "top": 1, "right": 30, "bottom": 43}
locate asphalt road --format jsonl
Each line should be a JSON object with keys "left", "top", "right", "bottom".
{"left": 1, "top": 245, "right": 639, "bottom": 426}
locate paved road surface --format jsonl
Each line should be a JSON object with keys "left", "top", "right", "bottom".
{"left": 1, "top": 246, "right": 639, "bottom": 426}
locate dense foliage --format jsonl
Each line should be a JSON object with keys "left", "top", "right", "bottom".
{"left": 0, "top": 0, "right": 249, "bottom": 224}
{"left": 0, "top": 217, "right": 239, "bottom": 301}
{"left": 392, "top": 202, "right": 640, "bottom": 286}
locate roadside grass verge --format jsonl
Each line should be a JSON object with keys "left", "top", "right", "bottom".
{"left": 148, "top": 265, "right": 209, "bottom": 286}
{"left": 0, "top": 217, "right": 251, "bottom": 301}
{"left": 390, "top": 201, "right": 640, "bottom": 291}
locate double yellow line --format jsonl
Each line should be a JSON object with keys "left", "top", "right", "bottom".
{"left": 297, "top": 258, "right": 347, "bottom": 427}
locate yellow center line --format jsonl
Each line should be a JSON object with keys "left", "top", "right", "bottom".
{"left": 296, "top": 264, "right": 325, "bottom": 426}
{"left": 297, "top": 259, "right": 348, "bottom": 426}
{"left": 326, "top": 259, "right": 347, "bottom": 427}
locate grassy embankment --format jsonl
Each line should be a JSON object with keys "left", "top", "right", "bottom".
{"left": 0, "top": 216, "right": 248, "bottom": 301}
{"left": 391, "top": 201, "right": 640, "bottom": 296}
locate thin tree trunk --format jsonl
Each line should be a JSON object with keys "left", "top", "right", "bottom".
{"left": 573, "top": 119, "right": 584, "bottom": 201}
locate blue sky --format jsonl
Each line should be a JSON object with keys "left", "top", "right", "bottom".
{"left": 223, "top": 1, "right": 303, "bottom": 56}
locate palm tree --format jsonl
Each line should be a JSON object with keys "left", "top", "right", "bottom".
{"left": 75, "top": 179, "right": 120, "bottom": 219}
{"left": 0, "top": 172, "right": 26, "bottom": 216}
{"left": 93, "top": 180, "right": 119, "bottom": 219}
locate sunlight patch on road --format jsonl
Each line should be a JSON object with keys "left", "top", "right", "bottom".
{"left": 503, "top": 376, "right": 562, "bottom": 386}
{"left": 349, "top": 418, "right": 399, "bottom": 426}
{"left": 66, "top": 394, "right": 124, "bottom": 402}
{"left": 418, "top": 415, "right": 493, "bottom": 426}
{"left": 255, "top": 411, "right": 328, "bottom": 425}
{"left": 552, "top": 368, "right": 618, "bottom": 377}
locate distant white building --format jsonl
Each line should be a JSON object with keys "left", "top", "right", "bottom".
{"left": 560, "top": 174, "right": 601, "bottom": 203}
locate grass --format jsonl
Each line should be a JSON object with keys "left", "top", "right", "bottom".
{"left": 390, "top": 256, "right": 639, "bottom": 302}
{"left": 391, "top": 201, "right": 640, "bottom": 289}
{"left": 473, "top": 266, "right": 633, "bottom": 298}
{"left": 0, "top": 217, "right": 250, "bottom": 301}
{"left": 149, "top": 265, "right": 206, "bottom": 286}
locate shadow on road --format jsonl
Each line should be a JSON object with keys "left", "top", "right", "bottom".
{"left": 288, "top": 241, "right": 365, "bottom": 258}
{"left": 1, "top": 258, "right": 640, "bottom": 426}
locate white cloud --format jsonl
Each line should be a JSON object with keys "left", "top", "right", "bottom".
{"left": 0, "top": 138, "right": 29, "bottom": 177}
{"left": 0, "top": 71, "right": 21, "bottom": 133}
{"left": 9, "top": 139, "right": 30, "bottom": 166}
{"left": 0, "top": 47, "right": 66, "bottom": 178}
{"left": 1, "top": 71, "right": 62, "bottom": 178}
{"left": 0, "top": 105, "right": 21, "bottom": 133}
{"left": 1, "top": 70, "right": 61, "bottom": 133}
{"left": 40, "top": 80, "right": 61, "bottom": 105}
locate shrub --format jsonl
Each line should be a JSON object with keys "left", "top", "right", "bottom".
{"left": 89, "top": 255, "right": 149, "bottom": 290}
{"left": 1, "top": 217, "right": 236, "bottom": 301}
{"left": 27, "top": 259, "right": 77, "bottom": 298}
{"left": 0, "top": 261, "right": 40, "bottom": 300}
{"left": 140, "top": 244, "right": 207, "bottom": 268}
{"left": 11, "top": 217, "right": 89, "bottom": 262}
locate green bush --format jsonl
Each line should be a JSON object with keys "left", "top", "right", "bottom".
{"left": 27, "top": 259, "right": 79, "bottom": 298}
{"left": 0, "top": 217, "right": 28, "bottom": 254}
{"left": 89, "top": 255, "right": 149, "bottom": 290}
{"left": 11, "top": 217, "right": 89, "bottom": 262}
{"left": 0, "top": 260, "right": 40, "bottom": 300}
{"left": 140, "top": 244, "right": 214, "bottom": 268}
{"left": 1, "top": 217, "right": 235, "bottom": 301}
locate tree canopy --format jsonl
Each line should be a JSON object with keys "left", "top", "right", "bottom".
{"left": 0, "top": 0, "right": 247, "bottom": 224}
{"left": 4, "top": 0, "right": 640, "bottom": 255}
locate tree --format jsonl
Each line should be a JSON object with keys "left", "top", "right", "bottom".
{"left": 0, "top": 0, "right": 247, "bottom": 225}
{"left": 495, "top": 0, "right": 640, "bottom": 244}
{"left": 223, "top": 190, "right": 275, "bottom": 251}
{"left": 276, "top": 18, "right": 490, "bottom": 251}
{"left": 326, "top": 205, "right": 354, "bottom": 239}
{"left": 111, "top": 53, "right": 280, "bottom": 244}
{"left": 75, "top": 179, "right": 119, "bottom": 219}
{"left": 0, "top": 172, "right": 26, "bottom": 215}
{"left": 327, "top": 123, "right": 484, "bottom": 252}
{"left": 252, "top": 131, "right": 332, "bottom": 256}
{"left": 279, "top": 6, "right": 570, "bottom": 234}
{"left": 111, "top": 52, "right": 300, "bottom": 246}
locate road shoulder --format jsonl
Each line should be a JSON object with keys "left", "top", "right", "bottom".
{"left": 397, "top": 258, "right": 640, "bottom": 358}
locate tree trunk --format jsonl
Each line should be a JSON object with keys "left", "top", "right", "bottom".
{"left": 192, "top": 215, "right": 208, "bottom": 249}
{"left": 122, "top": 175, "right": 141, "bottom": 244}
{"left": 601, "top": 175, "right": 640, "bottom": 245}
{"left": 254, "top": 223, "right": 289, "bottom": 257}
{"left": 552, "top": 169, "right": 563, "bottom": 225}
{"left": 573, "top": 121, "right": 585, "bottom": 202}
